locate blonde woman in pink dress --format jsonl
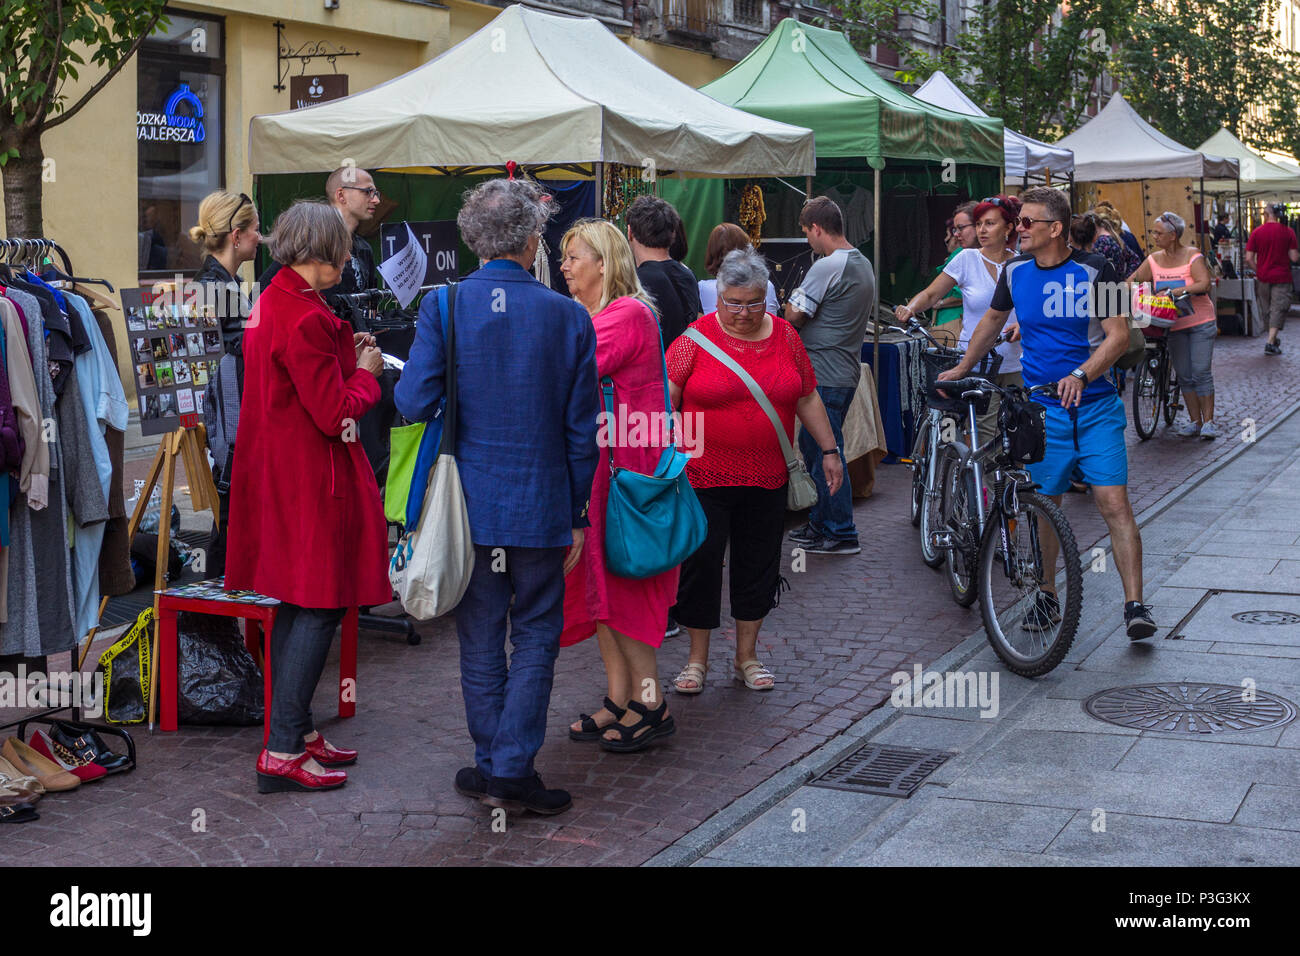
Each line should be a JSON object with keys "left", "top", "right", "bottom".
{"left": 559, "top": 218, "right": 680, "bottom": 753}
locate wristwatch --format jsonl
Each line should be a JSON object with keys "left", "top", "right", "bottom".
{"left": 1070, "top": 368, "right": 1089, "bottom": 385}
{"left": 822, "top": 446, "right": 841, "bottom": 457}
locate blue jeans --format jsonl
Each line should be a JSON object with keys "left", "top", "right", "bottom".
{"left": 798, "top": 384, "right": 857, "bottom": 543}
{"left": 455, "top": 544, "right": 566, "bottom": 779}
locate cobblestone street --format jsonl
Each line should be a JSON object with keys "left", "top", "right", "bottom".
{"left": 2, "top": 332, "right": 1296, "bottom": 866}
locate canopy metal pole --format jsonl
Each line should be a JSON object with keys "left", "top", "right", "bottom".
{"left": 1199, "top": 176, "right": 1206, "bottom": 254}
{"left": 1069, "top": 173, "right": 1076, "bottom": 212}
{"left": 873, "top": 164, "right": 882, "bottom": 379}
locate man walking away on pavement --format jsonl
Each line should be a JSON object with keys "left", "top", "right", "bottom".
{"left": 395, "top": 178, "right": 600, "bottom": 816}
{"left": 626, "top": 196, "right": 702, "bottom": 349}
{"left": 938, "top": 186, "right": 1157, "bottom": 640}
{"left": 1245, "top": 203, "right": 1299, "bottom": 355}
{"left": 785, "top": 196, "right": 876, "bottom": 556}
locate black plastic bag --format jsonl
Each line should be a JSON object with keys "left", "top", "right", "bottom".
{"left": 177, "top": 612, "right": 264, "bottom": 726}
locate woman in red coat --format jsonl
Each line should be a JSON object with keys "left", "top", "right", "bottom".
{"left": 226, "top": 201, "right": 389, "bottom": 793}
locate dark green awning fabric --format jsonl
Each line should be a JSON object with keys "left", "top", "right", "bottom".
{"left": 701, "top": 19, "right": 1003, "bottom": 169}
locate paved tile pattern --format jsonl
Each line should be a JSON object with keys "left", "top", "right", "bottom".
{"left": 2, "top": 333, "right": 1295, "bottom": 865}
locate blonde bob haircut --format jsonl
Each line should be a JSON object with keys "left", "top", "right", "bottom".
{"left": 189, "top": 190, "right": 258, "bottom": 254}
{"left": 266, "top": 200, "right": 352, "bottom": 268}
{"left": 560, "top": 218, "right": 655, "bottom": 314}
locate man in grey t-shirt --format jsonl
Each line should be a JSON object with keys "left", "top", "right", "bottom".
{"left": 784, "top": 196, "right": 876, "bottom": 555}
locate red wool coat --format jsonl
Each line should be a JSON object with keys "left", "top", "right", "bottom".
{"left": 225, "top": 266, "right": 391, "bottom": 609}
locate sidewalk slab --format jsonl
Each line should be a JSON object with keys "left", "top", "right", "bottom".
{"left": 1043, "top": 811, "right": 1300, "bottom": 866}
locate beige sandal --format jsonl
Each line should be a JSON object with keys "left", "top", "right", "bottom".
{"left": 735, "top": 659, "right": 775, "bottom": 691}
{"left": 673, "top": 661, "right": 708, "bottom": 695}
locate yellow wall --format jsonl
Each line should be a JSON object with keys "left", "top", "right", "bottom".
{"left": 624, "top": 37, "right": 733, "bottom": 87}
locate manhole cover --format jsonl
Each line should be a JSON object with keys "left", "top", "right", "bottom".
{"left": 1232, "top": 610, "right": 1300, "bottom": 626}
{"left": 1084, "top": 683, "right": 1297, "bottom": 734}
{"left": 808, "top": 744, "right": 952, "bottom": 797}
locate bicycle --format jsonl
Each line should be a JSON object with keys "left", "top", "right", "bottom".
{"left": 929, "top": 375, "right": 1082, "bottom": 677}
{"left": 1131, "top": 324, "right": 1181, "bottom": 440}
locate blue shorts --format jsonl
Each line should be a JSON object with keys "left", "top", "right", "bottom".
{"left": 1028, "top": 393, "right": 1128, "bottom": 495}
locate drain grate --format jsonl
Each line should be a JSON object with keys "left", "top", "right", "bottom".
{"left": 1084, "top": 683, "right": 1298, "bottom": 735}
{"left": 808, "top": 744, "right": 952, "bottom": 797}
{"left": 1232, "top": 610, "right": 1300, "bottom": 626}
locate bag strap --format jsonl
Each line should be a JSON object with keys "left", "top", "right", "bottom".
{"left": 437, "top": 281, "right": 459, "bottom": 456}
{"left": 683, "top": 325, "right": 799, "bottom": 467}
{"left": 600, "top": 303, "right": 678, "bottom": 472}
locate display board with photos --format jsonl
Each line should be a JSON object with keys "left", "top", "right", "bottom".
{"left": 123, "top": 284, "right": 223, "bottom": 437}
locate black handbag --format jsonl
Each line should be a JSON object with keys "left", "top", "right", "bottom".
{"left": 999, "top": 394, "right": 1047, "bottom": 465}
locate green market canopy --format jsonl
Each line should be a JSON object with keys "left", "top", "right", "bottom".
{"left": 699, "top": 18, "right": 1003, "bottom": 169}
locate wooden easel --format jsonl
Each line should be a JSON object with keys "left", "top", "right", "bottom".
{"left": 76, "top": 425, "right": 220, "bottom": 731}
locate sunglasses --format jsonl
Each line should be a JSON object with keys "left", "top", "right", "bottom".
{"left": 225, "top": 193, "right": 252, "bottom": 235}
{"left": 981, "top": 196, "right": 1007, "bottom": 207}
{"left": 1017, "top": 216, "right": 1062, "bottom": 230}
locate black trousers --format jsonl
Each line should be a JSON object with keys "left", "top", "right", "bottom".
{"left": 673, "top": 484, "right": 787, "bottom": 629}
{"left": 267, "top": 604, "right": 347, "bottom": 753}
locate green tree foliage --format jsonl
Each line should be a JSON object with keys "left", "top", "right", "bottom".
{"left": 1116, "top": 0, "right": 1300, "bottom": 157}
{"left": 0, "top": 0, "right": 167, "bottom": 235}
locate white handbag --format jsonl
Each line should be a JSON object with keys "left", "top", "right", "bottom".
{"left": 389, "top": 283, "right": 475, "bottom": 619}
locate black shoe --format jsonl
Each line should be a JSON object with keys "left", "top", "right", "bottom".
{"left": 51, "top": 722, "right": 132, "bottom": 775}
{"left": 0, "top": 802, "right": 39, "bottom": 824}
{"left": 787, "top": 524, "right": 819, "bottom": 545}
{"left": 801, "top": 536, "right": 861, "bottom": 555}
{"left": 599, "top": 699, "right": 676, "bottom": 753}
{"left": 1021, "top": 591, "right": 1062, "bottom": 632}
{"left": 483, "top": 773, "right": 572, "bottom": 816}
{"left": 1265, "top": 341, "right": 1281, "bottom": 355}
{"left": 569, "top": 696, "right": 627, "bottom": 742}
{"left": 1125, "top": 602, "right": 1157, "bottom": 641}
{"left": 453, "top": 766, "right": 488, "bottom": 798}
{"left": 664, "top": 616, "right": 681, "bottom": 639}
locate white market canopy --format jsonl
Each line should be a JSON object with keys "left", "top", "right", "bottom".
{"left": 912, "top": 70, "right": 1074, "bottom": 180}
{"left": 1055, "top": 94, "right": 1238, "bottom": 182}
{"left": 247, "top": 4, "right": 814, "bottom": 178}
{"left": 1198, "top": 128, "right": 1300, "bottom": 197}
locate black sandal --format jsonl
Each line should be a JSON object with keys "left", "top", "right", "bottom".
{"left": 0, "top": 802, "right": 39, "bottom": 824}
{"left": 569, "top": 697, "right": 627, "bottom": 741}
{"left": 599, "top": 699, "right": 676, "bottom": 753}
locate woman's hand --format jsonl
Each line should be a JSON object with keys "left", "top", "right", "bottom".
{"left": 893, "top": 304, "right": 915, "bottom": 324}
{"left": 823, "top": 452, "right": 844, "bottom": 497}
{"left": 1004, "top": 324, "right": 1021, "bottom": 343}
{"left": 354, "top": 332, "right": 376, "bottom": 358}
{"left": 358, "top": 345, "right": 383, "bottom": 378}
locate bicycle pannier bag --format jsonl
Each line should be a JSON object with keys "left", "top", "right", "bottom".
{"left": 999, "top": 396, "right": 1047, "bottom": 465}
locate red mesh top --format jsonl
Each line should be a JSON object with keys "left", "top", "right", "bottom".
{"left": 666, "top": 313, "right": 817, "bottom": 489}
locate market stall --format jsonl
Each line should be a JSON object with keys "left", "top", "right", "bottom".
{"left": 913, "top": 70, "right": 1074, "bottom": 189}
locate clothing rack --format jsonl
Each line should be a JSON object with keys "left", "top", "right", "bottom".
{"left": 0, "top": 236, "right": 136, "bottom": 760}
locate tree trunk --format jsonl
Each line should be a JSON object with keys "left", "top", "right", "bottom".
{"left": 1, "top": 132, "right": 45, "bottom": 238}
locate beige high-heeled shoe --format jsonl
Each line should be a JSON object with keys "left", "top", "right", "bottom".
{"left": 1, "top": 737, "right": 80, "bottom": 792}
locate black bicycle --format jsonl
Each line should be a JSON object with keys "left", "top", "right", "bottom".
{"left": 930, "top": 376, "right": 1083, "bottom": 677}
{"left": 1132, "top": 327, "right": 1181, "bottom": 440}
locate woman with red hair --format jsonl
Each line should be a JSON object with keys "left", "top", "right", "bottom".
{"left": 895, "top": 194, "right": 1024, "bottom": 448}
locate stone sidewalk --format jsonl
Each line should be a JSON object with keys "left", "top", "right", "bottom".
{"left": 677, "top": 389, "right": 1300, "bottom": 867}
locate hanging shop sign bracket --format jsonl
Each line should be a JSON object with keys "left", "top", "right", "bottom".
{"left": 274, "top": 20, "right": 361, "bottom": 92}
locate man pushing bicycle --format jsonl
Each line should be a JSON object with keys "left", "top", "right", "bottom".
{"left": 939, "top": 186, "right": 1157, "bottom": 642}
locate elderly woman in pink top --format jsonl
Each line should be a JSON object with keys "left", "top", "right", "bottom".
{"left": 1130, "top": 211, "right": 1218, "bottom": 439}
{"left": 558, "top": 218, "right": 680, "bottom": 754}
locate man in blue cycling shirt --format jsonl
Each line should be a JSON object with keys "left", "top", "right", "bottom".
{"left": 938, "top": 186, "right": 1157, "bottom": 641}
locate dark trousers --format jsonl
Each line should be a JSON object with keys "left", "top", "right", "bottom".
{"left": 267, "top": 603, "right": 346, "bottom": 753}
{"left": 797, "top": 384, "right": 857, "bottom": 543}
{"left": 673, "top": 484, "right": 786, "bottom": 629}
{"left": 455, "top": 544, "right": 566, "bottom": 780}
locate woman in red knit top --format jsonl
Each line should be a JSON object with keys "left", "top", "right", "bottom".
{"left": 665, "top": 248, "right": 842, "bottom": 693}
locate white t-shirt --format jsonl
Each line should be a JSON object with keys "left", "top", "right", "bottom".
{"left": 698, "top": 278, "right": 780, "bottom": 317}
{"left": 942, "top": 247, "right": 1022, "bottom": 374}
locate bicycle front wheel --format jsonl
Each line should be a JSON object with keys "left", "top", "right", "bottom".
{"left": 978, "top": 490, "right": 1082, "bottom": 677}
{"left": 918, "top": 445, "right": 946, "bottom": 569}
{"left": 1132, "top": 352, "right": 1160, "bottom": 440}
{"left": 939, "top": 445, "right": 979, "bottom": 607}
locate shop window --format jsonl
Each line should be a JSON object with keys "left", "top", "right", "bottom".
{"left": 137, "top": 11, "right": 224, "bottom": 278}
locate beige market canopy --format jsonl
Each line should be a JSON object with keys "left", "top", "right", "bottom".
{"left": 247, "top": 4, "right": 814, "bottom": 178}
{"left": 1055, "top": 94, "right": 1239, "bottom": 182}
{"left": 1198, "top": 128, "right": 1300, "bottom": 197}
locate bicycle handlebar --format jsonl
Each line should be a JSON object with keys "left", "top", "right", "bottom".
{"left": 939, "top": 377, "right": 1058, "bottom": 402}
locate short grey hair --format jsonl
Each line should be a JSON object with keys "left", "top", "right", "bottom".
{"left": 716, "top": 248, "right": 769, "bottom": 295}
{"left": 457, "top": 178, "right": 554, "bottom": 260}
{"left": 267, "top": 200, "right": 352, "bottom": 267}
{"left": 1155, "top": 211, "right": 1185, "bottom": 238}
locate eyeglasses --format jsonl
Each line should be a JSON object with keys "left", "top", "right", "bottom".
{"left": 1017, "top": 217, "right": 1062, "bottom": 230}
{"left": 342, "top": 185, "right": 382, "bottom": 200}
{"left": 225, "top": 193, "right": 252, "bottom": 235}
{"left": 720, "top": 299, "right": 766, "bottom": 314}
{"left": 953, "top": 222, "right": 976, "bottom": 231}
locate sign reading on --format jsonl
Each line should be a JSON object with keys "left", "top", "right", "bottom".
{"left": 290, "top": 74, "right": 349, "bottom": 109}
{"left": 380, "top": 220, "right": 459, "bottom": 286}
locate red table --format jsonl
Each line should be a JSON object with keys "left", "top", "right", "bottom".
{"left": 156, "top": 586, "right": 358, "bottom": 743}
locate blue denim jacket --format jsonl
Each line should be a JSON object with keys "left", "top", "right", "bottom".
{"left": 394, "top": 260, "right": 599, "bottom": 548}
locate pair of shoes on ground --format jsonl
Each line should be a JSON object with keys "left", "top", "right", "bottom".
{"left": 3, "top": 722, "right": 131, "bottom": 789}
{"left": 569, "top": 696, "right": 676, "bottom": 753}
{"left": 788, "top": 524, "right": 861, "bottom": 555}
{"left": 255, "top": 735, "right": 358, "bottom": 793}
{"left": 1021, "top": 592, "right": 1157, "bottom": 642}
{"left": 454, "top": 766, "right": 572, "bottom": 816}
{"left": 673, "top": 658, "right": 775, "bottom": 693}
{"left": 1177, "top": 420, "right": 1219, "bottom": 439}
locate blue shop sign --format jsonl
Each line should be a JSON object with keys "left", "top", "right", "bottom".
{"left": 137, "top": 83, "right": 206, "bottom": 143}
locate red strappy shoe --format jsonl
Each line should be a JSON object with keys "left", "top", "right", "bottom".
{"left": 256, "top": 749, "right": 347, "bottom": 793}
{"left": 303, "top": 735, "right": 357, "bottom": 767}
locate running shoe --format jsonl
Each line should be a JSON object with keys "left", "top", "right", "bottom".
{"left": 1125, "top": 602, "right": 1158, "bottom": 641}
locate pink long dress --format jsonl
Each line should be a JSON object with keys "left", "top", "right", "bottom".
{"left": 561, "top": 296, "right": 681, "bottom": 648}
